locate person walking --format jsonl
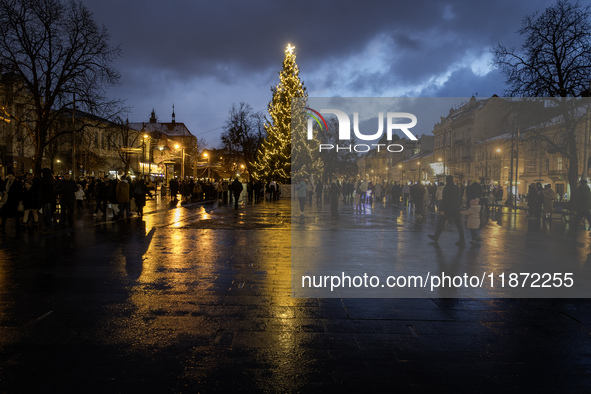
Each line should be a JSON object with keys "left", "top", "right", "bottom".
{"left": 542, "top": 184, "right": 556, "bottom": 221}
{"left": 169, "top": 177, "right": 179, "bottom": 201}
{"left": 0, "top": 172, "right": 23, "bottom": 231}
{"left": 410, "top": 182, "right": 425, "bottom": 218}
{"left": 116, "top": 175, "right": 131, "bottom": 219}
{"left": 572, "top": 179, "right": 591, "bottom": 233}
{"left": 460, "top": 198, "right": 482, "bottom": 244}
{"left": 75, "top": 184, "right": 85, "bottom": 213}
{"left": 435, "top": 182, "right": 445, "bottom": 212}
{"left": 295, "top": 178, "right": 308, "bottom": 214}
{"left": 93, "top": 177, "right": 107, "bottom": 218}
{"left": 402, "top": 182, "right": 410, "bottom": 206}
{"left": 56, "top": 173, "right": 77, "bottom": 228}
{"left": 231, "top": 178, "right": 243, "bottom": 210}
{"left": 38, "top": 168, "right": 56, "bottom": 234}
{"left": 428, "top": 175, "right": 466, "bottom": 246}
{"left": 132, "top": 178, "right": 151, "bottom": 217}
{"left": 22, "top": 180, "right": 39, "bottom": 228}
{"left": 330, "top": 180, "right": 340, "bottom": 218}
{"left": 107, "top": 174, "right": 120, "bottom": 219}
{"left": 315, "top": 180, "right": 323, "bottom": 204}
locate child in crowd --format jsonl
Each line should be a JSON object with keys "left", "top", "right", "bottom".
{"left": 460, "top": 198, "right": 482, "bottom": 244}
{"left": 22, "top": 180, "right": 39, "bottom": 228}
{"left": 75, "top": 184, "right": 85, "bottom": 212}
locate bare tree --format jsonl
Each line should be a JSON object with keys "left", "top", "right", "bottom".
{"left": 221, "top": 103, "right": 266, "bottom": 180}
{"left": 493, "top": 0, "right": 591, "bottom": 196}
{"left": 0, "top": 0, "right": 122, "bottom": 175}
{"left": 106, "top": 119, "right": 143, "bottom": 174}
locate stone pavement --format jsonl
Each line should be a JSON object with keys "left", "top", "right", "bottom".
{"left": 0, "top": 196, "right": 591, "bottom": 392}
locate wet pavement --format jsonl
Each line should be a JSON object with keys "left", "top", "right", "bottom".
{"left": 1, "top": 196, "right": 591, "bottom": 392}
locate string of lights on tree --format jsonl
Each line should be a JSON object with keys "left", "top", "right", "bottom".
{"left": 251, "top": 44, "right": 322, "bottom": 184}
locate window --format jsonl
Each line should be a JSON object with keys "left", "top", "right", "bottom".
{"left": 557, "top": 157, "right": 563, "bottom": 171}
{"left": 526, "top": 159, "right": 536, "bottom": 173}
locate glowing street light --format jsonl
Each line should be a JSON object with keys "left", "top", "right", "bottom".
{"left": 175, "top": 144, "right": 185, "bottom": 179}
{"left": 203, "top": 152, "right": 210, "bottom": 179}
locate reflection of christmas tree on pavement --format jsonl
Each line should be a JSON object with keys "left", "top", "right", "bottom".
{"left": 252, "top": 44, "right": 309, "bottom": 184}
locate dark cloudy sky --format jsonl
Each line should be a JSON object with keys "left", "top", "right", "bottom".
{"left": 83, "top": 0, "right": 561, "bottom": 146}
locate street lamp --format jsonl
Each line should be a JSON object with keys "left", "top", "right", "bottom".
{"left": 175, "top": 144, "right": 185, "bottom": 179}
{"left": 203, "top": 152, "right": 210, "bottom": 179}
{"left": 417, "top": 161, "right": 421, "bottom": 183}
{"left": 496, "top": 148, "right": 502, "bottom": 185}
{"left": 143, "top": 134, "right": 151, "bottom": 175}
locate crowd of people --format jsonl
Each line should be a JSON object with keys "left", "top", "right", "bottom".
{"left": 3, "top": 167, "right": 591, "bottom": 241}
{"left": 0, "top": 169, "right": 294, "bottom": 235}
{"left": 294, "top": 175, "right": 591, "bottom": 245}
{"left": 301, "top": 178, "right": 507, "bottom": 217}
{"left": 0, "top": 169, "right": 160, "bottom": 234}
{"left": 168, "top": 178, "right": 282, "bottom": 205}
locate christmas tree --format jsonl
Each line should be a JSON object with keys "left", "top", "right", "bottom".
{"left": 252, "top": 44, "right": 313, "bottom": 184}
{"left": 291, "top": 98, "right": 323, "bottom": 184}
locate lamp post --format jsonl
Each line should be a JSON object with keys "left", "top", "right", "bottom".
{"left": 143, "top": 134, "right": 152, "bottom": 175}
{"left": 496, "top": 148, "right": 501, "bottom": 186}
{"left": 175, "top": 144, "right": 185, "bottom": 179}
{"left": 417, "top": 161, "right": 421, "bottom": 183}
{"left": 203, "top": 152, "right": 210, "bottom": 179}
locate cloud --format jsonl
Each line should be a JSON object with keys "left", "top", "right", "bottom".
{"left": 80, "top": 0, "right": 560, "bottom": 144}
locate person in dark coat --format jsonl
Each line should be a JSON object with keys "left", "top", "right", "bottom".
{"left": 56, "top": 173, "right": 77, "bottom": 227}
{"left": 133, "top": 179, "right": 151, "bottom": 217}
{"left": 247, "top": 181, "right": 254, "bottom": 202}
{"left": 93, "top": 177, "right": 108, "bottom": 217}
{"left": 527, "top": 183, "right": 542, "bottom": 219}
{"left": 466, "top": 180, "right": 481, "bottom": 209}
{"left": 572, "top": 179, "right": 591, "bottom": 233}
{"left": 0, "top": 172, "right": 23, "bottom": 231}
{"left": 231, "top": 178, "right": 243, "bottom": 209}
{"left": 22, "top": 180, "right": 39, "bottom": 227}
{"left": 410, "top": 182, "right": 425, "bottom": 217}
{"left": 330, "top": 180, "right": 340, "bottom": 218}
{"left": 428, "top": 175, "right": 466, "bottom": 246}
{"left": 169, "top": 178, "right": 179, "bottom": 201}
{"left": 107, "top": 175, "right": 119, "bottom": 219}
{"left": 38, "top": 168, "right": 56, "bottom": 233}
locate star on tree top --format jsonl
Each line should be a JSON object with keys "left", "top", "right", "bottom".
{"left": 285, "top": 44, "right": 295, "bottom": 54}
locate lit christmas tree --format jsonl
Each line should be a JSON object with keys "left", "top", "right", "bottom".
{"left": 252, "top": 44, "right": 321, "bottom": 184}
